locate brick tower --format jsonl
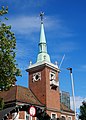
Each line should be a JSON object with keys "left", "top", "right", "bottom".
{"left": 27, "top": 12, "right": 61, "bottom": 118}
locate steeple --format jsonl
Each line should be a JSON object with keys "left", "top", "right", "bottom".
{"left": 37, "top": 12, "right": 51, "bottom": 63}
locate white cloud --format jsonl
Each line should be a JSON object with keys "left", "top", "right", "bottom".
{"left": 81, "top": 65, "right": 86, "bottom": 69}
{"left": 54, "top": 41, "right": 78, "bottom": 53}
{"left": 6, "top": 16, "right": 58, "bottom": 35}
{"left": 6, "top": 16, "right": 40, "bottom": 34}
{"left": 76, "top": 65, "right": 86, "bottom": 72}
{"left": 6, "top": 15, "right": 73, "bottom": 38}
{"left": 80, "top": 65, "right": 86, "bottom": 71}
{"left": 70, "top": 96, "right": 86, "bottom": 110}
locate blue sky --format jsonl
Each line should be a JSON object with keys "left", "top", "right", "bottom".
{"left": 0, "top": 0, "right": 86, "bottom": 112}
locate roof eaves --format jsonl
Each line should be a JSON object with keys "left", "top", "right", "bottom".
{"left": 60, "top": 103, "right": 74, "bottom": 113}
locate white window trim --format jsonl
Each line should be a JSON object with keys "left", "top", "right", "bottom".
{"left": 35, "top": 117, "right": 39, "bottom": 120}
{"left": 35, "top": 117, "right": 37, "bottom": 120}
{"left": 51, "top": 112, "right": 57, "bottom": 119}
{"left": 50, "top": 71, "right": 56, "bottom": 80}
{"left": 33, "top": 72, "right": 41, "bottom": 82}
{"left": 25, "top": 111, "right": 32, "bottom": 120}
{"left": 61, "top": 114, "right": 66, "bottom": 120}
{"left": 67, "top": 116, "right": 72, "bottom": 120}
{"left": 12, "top": 112, "right": 19, "bottom": 120}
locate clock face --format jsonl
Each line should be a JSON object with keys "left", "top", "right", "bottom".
{"left": 33, "top": 72, "right": 41, "bottom": 82}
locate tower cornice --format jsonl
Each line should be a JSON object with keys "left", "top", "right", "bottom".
{"left": 26, "top": 61, "right": 60, "bottom": 72}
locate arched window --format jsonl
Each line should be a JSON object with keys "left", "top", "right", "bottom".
{"left": 61, "top": 116, "right": 66, "bottom": 120}
{"left": 67, "top": 116, "right": 72, "bottom": 120}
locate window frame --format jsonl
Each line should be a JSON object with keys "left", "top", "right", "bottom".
{"left": 50, "top": 71, "right": 56, "bottom": 80}
{"left": 25, "top": 111, "right": 32, "bottom": 120}
{"left": 61, "top": 115, "right": 66, "bottom": 120}
{"left": 51, "top": 112, "right": 57, "bottom": 119}
{"left": 67, "top": 116, "right": 72, "bottom": 120}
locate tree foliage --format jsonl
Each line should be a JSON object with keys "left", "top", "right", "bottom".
{"left": 79, "top": 101, "right": 86, "bottom": 120}
{"left": 0, "top": 6, "right": 21, "bottom": 90}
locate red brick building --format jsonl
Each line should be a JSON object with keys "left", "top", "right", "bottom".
{"left": 0, "top": 13, "right": 75, "bottom": 120}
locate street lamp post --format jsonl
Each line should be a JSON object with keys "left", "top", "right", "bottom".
{"left": 67, "top": 68, "right": 76, "bottom": 120}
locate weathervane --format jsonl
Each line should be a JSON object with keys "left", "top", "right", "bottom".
{"left": 40, "top": 11, "right": 44, "bottom": 23}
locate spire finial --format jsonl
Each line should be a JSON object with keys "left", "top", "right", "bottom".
{"left": 37, "top": 12, "right": 51, "bottom": 63}
{"left": 40, "top": 12, "right": 44, "bottom": 24}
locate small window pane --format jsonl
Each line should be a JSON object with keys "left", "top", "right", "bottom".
{"left": 61, "top": 116, "right": 66, "bottom": 120}
{"left": 51, "top": 113, "right": 57, "bottom": 120}
{"left": 68, "top": 117, "right": 72, "bottom": 120}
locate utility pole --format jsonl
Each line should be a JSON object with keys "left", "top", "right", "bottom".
{"left": 67, "top": 68, "right": 76, "bottom": 120}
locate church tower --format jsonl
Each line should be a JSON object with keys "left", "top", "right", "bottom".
{"left": 27, "top": 12, "right": 61, "bottom": 117}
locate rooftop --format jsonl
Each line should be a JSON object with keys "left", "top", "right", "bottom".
{"left": 0, "top": 85, "right": 44, "bottom": 107}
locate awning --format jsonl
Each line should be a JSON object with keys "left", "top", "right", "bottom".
{"left": 0, "top": 106, "right": 16, "bottom": 119}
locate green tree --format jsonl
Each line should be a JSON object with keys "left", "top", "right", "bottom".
{"left": 79, "top": 101, "right": 86, "bottom": 120}
{"left": 0, "top": 6, "right": 21, "bottom": 90}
